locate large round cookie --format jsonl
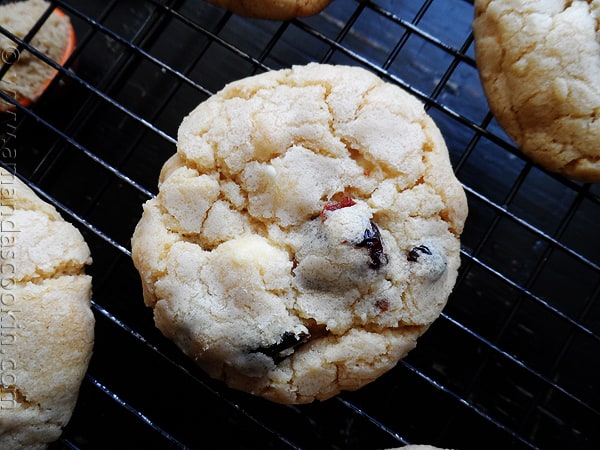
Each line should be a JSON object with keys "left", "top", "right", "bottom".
{"left": 0, "top": 169, "right": 94, "bottom": 449}
{"left": 204, "top": 0, "right": 333, "bottom": 20}
{"left": 131, "top": 63, "right": 468, "bottom": 404}
{"left": 472, "top": 0, "right": 600, "bottom": 183}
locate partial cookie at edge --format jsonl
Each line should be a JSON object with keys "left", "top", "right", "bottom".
{"left": 203, "top": 0, "right": 333, "bottom": 20}
{"left": 0, "top": 169, "right": 94, "bottom": 449}
{"left": 472, "top": 0, "right": 600, "bottom": 182}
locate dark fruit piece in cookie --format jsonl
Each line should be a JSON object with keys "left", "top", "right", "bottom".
{"left": 252, "top": 331, "right": 311, "bottom": 363}
{"left": 407, "top": 245, "right": 432, "bottom": 262}
{"left": 356, "top": 221, "right": 388, "bottom": 269}
{"left": 407, "top": 245, "right": 447, "bottom": 281}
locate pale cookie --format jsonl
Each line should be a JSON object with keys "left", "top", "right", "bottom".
{"left": 472, "top": 0, "right": 600, "bottom": 183}
{"left": 387, "top": 446, "right": 452, "bottom": 450}
{"left": 131, "top": 63, "right": 468, "bottom": 404}
{"left": 0, "top": 169, "right": 94, "bottom": 449}
{"left": 203, "top": 0, "right": 333, "bottom": 20}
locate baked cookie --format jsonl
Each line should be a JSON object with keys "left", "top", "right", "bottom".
{"left": 387, "top": 446, "right": 451, "bottom": 450}
{"left": 0, "top": 0, "right": 76, "bottom": 111}
{"left": 131, "top": 63, "right": 467, "bottom": 404}
{"left": 472, "top": 0, "right": 600, "bottom": 183}
{"left": 203, "top": 0, "right": 333, "bottom": 20}
{"left": 387, "top": 446, "right": 449, "bottom": 450}
{"left": 0, "top": 168, "right": 94, "bottom": 449}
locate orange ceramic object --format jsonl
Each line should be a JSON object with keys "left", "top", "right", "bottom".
{"left": 0, "top": 6, "right": 75, "bottom": 111}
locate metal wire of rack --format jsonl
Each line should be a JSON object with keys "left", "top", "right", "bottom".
{"left": 0, "top": 0, "right": 599, "bottom": 449}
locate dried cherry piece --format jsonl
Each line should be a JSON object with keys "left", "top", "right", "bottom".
{"left": 375, "top": 299, "right": 390, "bottom": 312}
{"left": 406, "top": 244, "right": 447, "bottom": 281}
{"left": 407, "top": 245, "right": 432, "bottom": 262}
{"left": 252, "top": 331, "right": 311, "bottom": 364}
{"left": 321, "top": 194, "right": 356, "bottom": 221}
{"left": 356, "top": 221, "right": 388, "bottom": 269}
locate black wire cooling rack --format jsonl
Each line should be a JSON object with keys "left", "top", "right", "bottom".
{"left": 1, "top": 0, "right": 599, "bottom": 449}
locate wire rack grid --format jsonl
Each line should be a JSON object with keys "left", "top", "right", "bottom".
{"left": 0, "top": 0, "right": 599, "bottom": 449}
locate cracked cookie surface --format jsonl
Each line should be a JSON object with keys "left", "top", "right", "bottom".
{"left": 0, "top": 169, "right": 94, "bottom": 449}
{"left": 473, "top": 0, "right": 600, "bottom": 183}
{"left": 131, "top": 63, "right": 468, "bottom": 404}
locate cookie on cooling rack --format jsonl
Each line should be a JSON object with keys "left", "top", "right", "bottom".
{"left": 388, "top": 445, "right": 451, "bottom": 450}
{"left": 0, "top": 168, "right": 94, "bottom": 449}
{"left": 472, "top": 0, "right": 600, "bottom": 183}
{"left": 203, "top": 0, "right": 333, "bottom": 20}
{"left": 0, "top": 0, "right": 76, "bottom": 111}
{"left": 131, "top": 63, "right": 468, "bottom": 404}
